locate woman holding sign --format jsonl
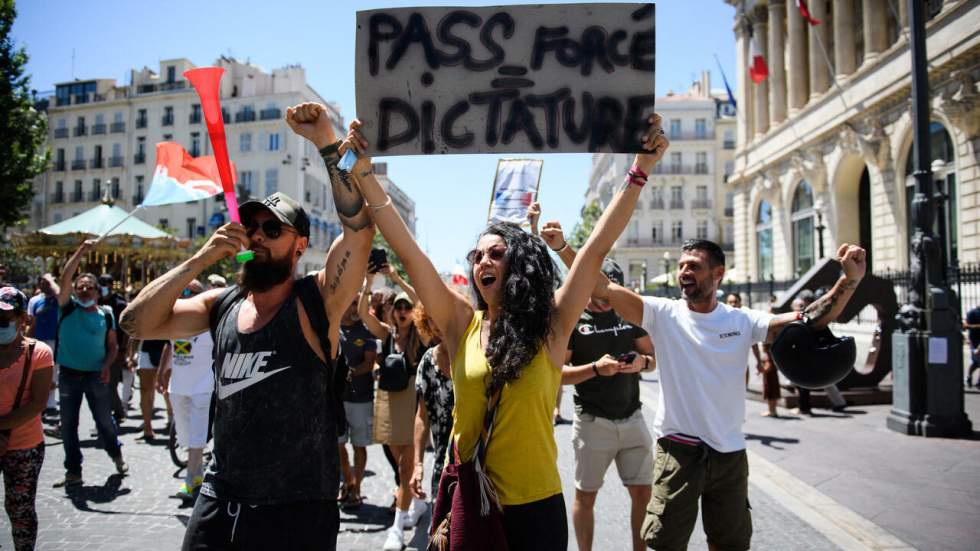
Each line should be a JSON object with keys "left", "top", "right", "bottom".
{"left": 344, "top": 115, "right": 667, "bottom": 550}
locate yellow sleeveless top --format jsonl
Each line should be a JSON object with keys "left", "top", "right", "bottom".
{"left": 450, "top": 311, "right": 562, "bottom": 506}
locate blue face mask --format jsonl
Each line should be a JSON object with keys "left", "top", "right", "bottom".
{"left": 100, "top": 286, "right": 110, "bottom": 297}
{"left": 74, "top": 297, "right": 97, "bottom": 308}
{"left": 0, "top": 324, "right": 17, "bottom": 345}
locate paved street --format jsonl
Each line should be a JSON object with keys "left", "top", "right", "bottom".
{"left": 1, "top": 370, "right": 977, "bottom": 550}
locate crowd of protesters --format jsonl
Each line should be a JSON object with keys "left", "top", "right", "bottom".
{"left": 0, "top": 99, "right": 883, "bottom": 551}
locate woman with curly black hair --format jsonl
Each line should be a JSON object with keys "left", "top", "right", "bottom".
{"left": 344, "top": 114, "right": 668, "bottom": 551}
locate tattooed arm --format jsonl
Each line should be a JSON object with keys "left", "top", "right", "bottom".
{"left": 284, "top": 102, "right": 374, "bottom": 331}
{"left": 119, "top": 224, "right": 247, "bottom": 340}
{"left": 765, "top": 244, "right": 867, "bottom": 343}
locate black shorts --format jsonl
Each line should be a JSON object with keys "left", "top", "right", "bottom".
{"left": 502, "top": 493, "right": 568, "bottom": 551}
{"left": 182, "top": 494, "right": 339, "bottom": 551}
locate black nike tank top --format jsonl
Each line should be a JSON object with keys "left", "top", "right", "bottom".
{"left": 201, "top": 281, "right": 338, "bottom": 505}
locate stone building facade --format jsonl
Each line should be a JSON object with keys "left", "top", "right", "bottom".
{"left": 585, "top": 72, "right": 736, "bottom": 290}
{"left": 725, "top": 0, "right": 980, "bottom": 282}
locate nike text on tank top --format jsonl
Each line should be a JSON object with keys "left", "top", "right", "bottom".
{"left": 202, "top": 282, "right": 338, "bottom": 505}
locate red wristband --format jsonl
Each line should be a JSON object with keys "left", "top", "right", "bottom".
{"left": 629, "top": 164, "right": 648, "bottom": 180}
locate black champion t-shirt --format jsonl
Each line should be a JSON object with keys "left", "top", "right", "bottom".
{"left": 340, "top": 321, "right": 378, "bottom": 403}
{"left": 567, "top": 308, "right": 648, "bottom": 420}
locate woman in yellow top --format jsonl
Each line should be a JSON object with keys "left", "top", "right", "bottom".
{"left": 341, "top": 113, "right": 669, "bottom": 550}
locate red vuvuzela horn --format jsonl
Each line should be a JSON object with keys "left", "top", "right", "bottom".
{"left": 184, "top": 67, "right": 238, "bottom": 223}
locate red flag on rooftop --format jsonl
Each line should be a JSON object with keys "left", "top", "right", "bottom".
{"left": 796, "top": 0, "right": 821, "bottom": 26}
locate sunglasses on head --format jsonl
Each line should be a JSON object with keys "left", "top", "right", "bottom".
{"left": 245, "top": 219, "right": 294, "bottom": 240}
{"left": 466, "top": 245, "right": 506, "bottom": 265}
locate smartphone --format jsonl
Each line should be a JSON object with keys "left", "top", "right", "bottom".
{"left": 618, "top": 352, "right": 637, "bottom": 364}
{"left": 368, "top": 248, "right": 387, "bottom": 273}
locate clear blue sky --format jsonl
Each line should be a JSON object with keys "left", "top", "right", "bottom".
{"left": 13, "top": 0, "right": 736, "bottom": 272}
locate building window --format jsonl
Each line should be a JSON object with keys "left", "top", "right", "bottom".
{"left": 73, "top": 180, "right": 82, "bottom": 202}
{"left": 57, "top": 118, "right": 66, "bottom": 129}
{"left": 159, "top": 219, "right": 169, "bottom": 229}
{"left": 265, "top": 169, "right": 278, "bottom": 195}
{"left": 240, "top": 132, "right": 252, "bottom": 153}
{"left": 791, "top": 181, "right": 816, "bottom": 276}
{"left": 696, "top": 152, "right": 708, "bottom": 174}
{"left": 186, "top": 217, "right": 196, "bottom": 238}
{"left": 651, "top": 221, "right": 662, "bottom": 243}
{"left": 167, "top": 66, "right": 176, "bottom": 83}
{"left": 135, "top": 175, "right": 144, "bottom": 204}
{"left": 670, "top": 186, "right": 683, "bottom": 209}
{"left": 723, "top": 129, "right": 735, "bottom": 149}
{"left": 670, "top": 119, "right": 681, "bottom": 139}
{"left": 268, "top": 132, "right": 280, "bottom": 151}
{"left": 163, "top": 133, "right": 173, "bottom": 141}
{"left": 696, "top": 220, "right": 708, "bottom": 240}
{"left": 191, "top": 132, "right": 201, "bottom": 157}
{"left": 111, "top": 177, "right": 120, "bottom": 199}
{"left": 239, "top": 171, "right": 254, "bottom": 194}
{"left": 627, "top": 219, "right": 639, "bottom": 244}
{"left": 696, "top": 185, "right": 708, "bottom": 201}
{"left": 650, "top": 187, "right": 664, "bottom": 209}
{"left": 163, "top": 106, "right": 174, "bottom": 126}
{"left": 670, "top": 152, "right": 682, "bottom": 173}
{"left": 671, "top": 220, "right": 683, "bottom": 243}
{"left": 113, "top": 112, "right": 123, "bottom": 123}
{"left": 756, "top": 200, "right": 773, "bottom": 279}
{"left": 695, "top": 118, "right": 706, "bottom": 139}
{"left": 136, "top": 108, "right": 147, "bottom": 128}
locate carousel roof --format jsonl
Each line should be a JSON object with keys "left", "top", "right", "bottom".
{"left": 39, "top": 203, "right": 172, "bottom": 239}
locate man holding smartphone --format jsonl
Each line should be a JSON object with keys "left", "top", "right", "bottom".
{"left": 560, "top": 259, "right": 656, "bottom": 551}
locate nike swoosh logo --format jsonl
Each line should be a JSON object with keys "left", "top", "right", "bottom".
{"left": 217, "top": 366, "right": 292, "bottom": 399}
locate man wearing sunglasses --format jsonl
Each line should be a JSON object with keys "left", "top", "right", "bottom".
{"left": 120, "top": 101, "right": 373, "bottom": 550}
{"left": 51, "top": 239, "right": 127, "bottom": 488}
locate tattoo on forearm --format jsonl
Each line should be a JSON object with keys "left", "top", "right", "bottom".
{"left": 328, "top": 250, "right": 351, "bottom": 295}
{"left": 322, "top": 154, "right": 371, "bottom": 231}
{"left": 803, "top": 279, "right": 858, "bottom": 326}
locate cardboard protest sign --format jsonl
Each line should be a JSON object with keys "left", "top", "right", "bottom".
{"left": 355, "top": 3, "right": 655, "bottom": 156}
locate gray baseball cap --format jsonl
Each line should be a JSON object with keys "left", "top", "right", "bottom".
{"left": 240, "top": 192, "right": 311, "bottom": 238}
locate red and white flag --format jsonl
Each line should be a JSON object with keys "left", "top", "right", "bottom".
{"left": 749, "top": 28, "right": 769, "bottom": 84}
{"left": 450, "top": 264, "right": 469, "bottom": 286}
{"left": 796, "top": 0, "right": 821, "bottom": 26}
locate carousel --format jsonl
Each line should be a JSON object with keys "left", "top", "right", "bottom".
{"left": 11, "top": 193, "right": 191, "bottom": 295}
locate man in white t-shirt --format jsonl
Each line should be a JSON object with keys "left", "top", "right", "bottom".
{"left": 157, "top": 279, "right": 214, "bottom": 500}
{"left": 541, "top": 226, "right": 867, "bottom": 551}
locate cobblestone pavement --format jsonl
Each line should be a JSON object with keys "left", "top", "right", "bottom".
{"left": 1, "top": 376, "right": 844, "bottom": 551}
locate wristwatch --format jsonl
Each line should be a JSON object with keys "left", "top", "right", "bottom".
{"left": 592, "top": 362, "right": 599, "bottom": 377}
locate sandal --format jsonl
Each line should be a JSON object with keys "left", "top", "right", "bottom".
{"left": 342, "top": 492, "right": 363, "bottom": 510}
{"left": 337, "top": 483, "right": 350, "bottom": 503}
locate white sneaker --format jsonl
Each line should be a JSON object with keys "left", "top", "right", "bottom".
{"left": 402, "top": 500, "right": 428, "bottom": 528}
{"left": 383, "top": 527, "right": 404, "bottom": 550}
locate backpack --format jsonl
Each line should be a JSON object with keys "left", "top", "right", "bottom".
{"left": 54, "top": 301, "right": 115, "bottom": 362}
{"left": 207, "top": 277, "right": 348, "bottom": 439}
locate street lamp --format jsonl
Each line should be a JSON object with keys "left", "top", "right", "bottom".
{"left": 662, "top": 251, "right": 672, "bottom": 296}
{"left": 889, "top": 0, "right": 971, "bottom": 437}
{"left": 641, "top": 261, "right": 648, "bottom": 295}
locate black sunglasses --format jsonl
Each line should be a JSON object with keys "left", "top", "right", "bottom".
{"left": 75, "top": 284, "right": 96, "bottom": 292}
{"left": 466, "top": 245, "right": 506, "bottom": 265}
{"left": 246, "top": 219, "right": 295, "bottom": 240}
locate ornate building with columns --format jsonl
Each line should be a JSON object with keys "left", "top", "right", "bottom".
{"left": 725, "top": 0, "right": 980, "bottom": 282}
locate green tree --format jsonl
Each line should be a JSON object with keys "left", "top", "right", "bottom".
{"left": 568, "top": 201, "right": 602, "bottom": 249}
{"left": 372, "top": 232, "right": 409, "bottom": 283}
{"left": 0, "top": 0, "right": 49, "bottom": 230}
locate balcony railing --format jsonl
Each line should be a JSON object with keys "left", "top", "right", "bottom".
{"left": 53, "top": 160, "right": 66, "bottom": 171}
{"left": 669, "top": 199, "right": 684, "bottom": 209}
{"left": 260, "top": 108, "right": 282, "bottom": 121}
{"left": 189, "top": 113, "right": 202, "bottom": 124}
{"left": 695, "top": 164, "right": 709, "bottom": 174}
{"left": 87, "top": 190, "right": 101, "bottom": 202}
{"left": 649, "top": 199, "right": 665, "bottom": 210}
{"left": 54, "top": 128, "right": 68, "bottom": 139}
{"left": 134, "top": 152, "right": 146, "bottom": 164}
{"left": 73, "top": 126, "right": 87, "bottom": 137}
{"left": 160, "top": 81, "right": 187, "bottom": 91}
{"left": 651, "top": 165, "right": 707, "bottom": 176}
{"left": 108, "top": 156, "right": 124, "bottom": 168}
{"left": 71, "top": 159, "right": 86, "bottom": 170}
{"left": 621, "top": 237, "right": 669, "bottom": 248}
{"left": 50, "top": 192, "right": 64, "bottom": 204}
{"left": 110, "top": 122, "right": 126, "bottom": 133}
{"left": 235, "top": 110, "right": 256, "bottom": 123}
{"left": 135, "top": 117, "right": 147, "bottom": 129}
{"left": 71, "top": 191, "right": 83, "bottom": 202}
{"left": 691, "top": 199, "right": 712, "bottom": 209}
{"left": 667, "top": 129, "right": 715, "bottom": 140}
{"left": 162, "top": 114, "right": 174, "bottom": 126}
{"left": 90, "top": 158, "right": 104, "bottom": 169}
{"left": 92, "top": 123, "right": 106, "bottom": 135}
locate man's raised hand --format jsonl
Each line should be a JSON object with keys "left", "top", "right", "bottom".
{"left": 286, "top": 102, "right": 336, "bottom": 150}
{"left": 526, "top": 202, "right": 541, "bottom": 236}
{"left": 540, "top": 220, "right": 567, "bottom": 251}
{"left": 837, "top": 243, "right": 867, "bottom": 283}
